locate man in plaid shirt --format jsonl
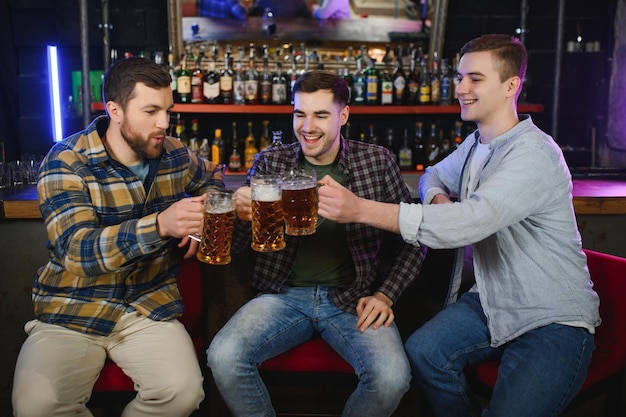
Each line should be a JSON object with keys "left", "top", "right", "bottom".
{"left": 13, "top": 57, "right": 224, "bottom": 417}
{"left": 207, "top": 70, "right": 426, "bottom": 417}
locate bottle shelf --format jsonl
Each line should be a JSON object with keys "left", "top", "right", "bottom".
{"left": 91, "top": 103, "right": 544, "bottom": 115}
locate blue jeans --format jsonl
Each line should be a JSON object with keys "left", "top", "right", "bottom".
{"left": 206, "top": 286, "right": 411, "bottom": 417}
{"left": 405, "top": 292, "right": 594, "bottom": 417}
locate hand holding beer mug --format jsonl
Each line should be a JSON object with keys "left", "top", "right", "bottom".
{"left": 282, "top": 169, "right": 318, "bottom": 236}
{"left": 251, "top": 175, "right": 286, "bottom": 252}
{"left": 196, "top": 190, "right": 236, "bottom": 265}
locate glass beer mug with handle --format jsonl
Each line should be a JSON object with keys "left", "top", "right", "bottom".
{"left": 250, "top": 174, "right": 286, "bottom": 252}
{"left": 196, "top": 190, "right": 236, "bottom": 265}
{"left": 281, "top": 169, "right": 318, "bottom": 236}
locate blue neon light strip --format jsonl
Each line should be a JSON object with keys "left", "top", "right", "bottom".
{"left": 47, "top": 45, "right": 63, "bottom": 142}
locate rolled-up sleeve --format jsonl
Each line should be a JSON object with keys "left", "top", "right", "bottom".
{"left": 399, "top": 202, "right": 423, "bottom": 247}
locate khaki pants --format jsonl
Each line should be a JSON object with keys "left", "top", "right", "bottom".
{"left": 12, "top": 311, "right": 204, "bottom": 417}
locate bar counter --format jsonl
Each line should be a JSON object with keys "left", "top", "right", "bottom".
{"left": 3, "top": 177, "right": 626, "bottom": 219}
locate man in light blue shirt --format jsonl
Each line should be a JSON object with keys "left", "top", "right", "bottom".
{"left": 317, "top": 34, "right": 600, "bottom": 417}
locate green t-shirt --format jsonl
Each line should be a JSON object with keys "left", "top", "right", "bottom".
{"left": 285, "top": 160, "right": 355, "bottom": 287}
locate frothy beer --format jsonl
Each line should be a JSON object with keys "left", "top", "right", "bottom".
{"left": 196, "top": 191, "right": 235, "bottom": 265}
{"left": 251, "top": 185, "right": 286, "bottom": 252}
{"left": 282, "top": 184, "right": 317, "bottom": 236}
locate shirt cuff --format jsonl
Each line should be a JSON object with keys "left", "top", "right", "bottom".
{"left": 399, "top": 202, "right": 423, "bottom": 246}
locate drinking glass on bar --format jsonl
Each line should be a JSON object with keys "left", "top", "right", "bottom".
{"left": 282, "top": 169, "right": 318, "bottom": 236}
{"left": 250, "top": 174, "right": 285, "bottom": 252}
{"left": 196, "top": 190, "right": 236, "bottom": 265}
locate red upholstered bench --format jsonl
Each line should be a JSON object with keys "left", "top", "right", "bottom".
{"left": 260, "top": 336, "right": 354, "bottom": 374}
{"left": 466, "top": 249, "right": 626, "bottom": 417}
{"left": 257, "top": 336, "right": 356, "bottom": 416}
{"left": 90, "top": 256, "right": 204, "bottom": 400}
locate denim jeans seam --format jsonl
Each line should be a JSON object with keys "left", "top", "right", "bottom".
{"left": 445, "top": 341, "right": 493, "bottom": 416}
{"left": 548, "top": 329, "right": 593, "bottom": 417}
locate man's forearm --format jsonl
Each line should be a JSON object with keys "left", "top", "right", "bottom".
{"left": 355, "top": 198, "right": 401, "bottom": 234}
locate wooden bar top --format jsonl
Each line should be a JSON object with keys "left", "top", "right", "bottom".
{"left": 2, "top": 178, "right": 626, "bottom": 220}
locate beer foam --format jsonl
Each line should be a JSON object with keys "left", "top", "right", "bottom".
{"left": 207, "top": 205, "right": 234, "bottom": 214}
{"left": 282, "top": 182, "right": 316, "bottom": 190}
{"left": 252, "top": 186, "right": 281, "bottom": 201}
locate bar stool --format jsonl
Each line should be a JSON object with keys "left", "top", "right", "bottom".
{"left": 259, "top": 336, "right": 356, "bottom": 416}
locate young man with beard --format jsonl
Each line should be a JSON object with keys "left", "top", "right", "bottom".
{"left": 206, "top": 70, "right": 426, "bottom": 417}
{"left": 12, "top": 57, "right": 225, "bottom": 417}
{"left": 316, "top": 34, "right": 600, "bottom": 417}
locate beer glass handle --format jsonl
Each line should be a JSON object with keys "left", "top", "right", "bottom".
{"left": 315, "top": 216, "right": 325, "bottom": 228}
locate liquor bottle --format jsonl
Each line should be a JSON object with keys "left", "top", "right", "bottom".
{"left": 430, "top": 52, "right": 441, "bottom": 105}
{"left": 198, "top": 138, "right": 210, "bottom": 159}
{"left": 288, "top": 55, "right": 298, "bottom": 104}
{"left": 413, "top": 121, "right": 426, "bottom": 171}
{"left": 343, "top": 121, "right": 351, "bottom": 140}
{"left": 364, "top": 58, "right": 379, "bottom": 105}
{"left": 385, "top": 128, "right": 397, "bottom": 162}
{"left": 211, "top": 128, "right": 225, "bottom": 166}
{"left": 406, "top": 50, "right": 420, "bottom": 105}
{"left": 271, "top": 130, "right": 283, "bottom": 147}
{"left": 220, "top": 54, "right": 235, "bottom": 104}
{"left": 203, "top": 47, "right": 221, "bottom": 103}
{"left": 188, "top": 137, "right": 199, "bottom": 156}
{"left": 167, "top": 47, "right": 179, "bottom": 102}
{"left": 177, "top": 56, "right": 191, "bottom": 103}
{"left": 283, "top": 43, "right": 294, "bottom": 63}
{"left": 453, "top": 120, "right": 463, "bottom": 151}
{"left": 343, "top": 46, "right": 355, "bottom": 66}
{"left": 271, "top": 62, "right": 288, "bottom": 104}
{"left": 244, "top": 121, "right": 258, "bottom": 170}
{"left": 392, "top": 55, "right": 407, "bottom": 105}
{"left": 452, "top": 54, "right": 460, "bottom": 103}
{"left": 426, "top": 123, "right": 441, "bottom": 166}
{"left": 244, "top": 44, "right": 259, "bottom": 104}
{"left": 188, "top": 118, "right": 199, "bottom": 149}
{"left": 398, "top": 128, "right": 413, "bottom": 170}
{"left": 228, "top": 121, "right": 242, "bottom": 172}
{"left": 233, "top": 47, "right": 245, "bottom": 105}
{"left": 418, "top": 58, "right": 431, "bottom": 105}
{"left": 259, "top": 53, "right": 272, "bottom": 105}
{"left": 259, "top": 120, "right": 271, "bottom": 150}
{"left": 381, "top": 44, "right": 393, "bottom": 68}
{"left": 191, "top": 53, "right": 204, "bottom": 103}
{"left": 440, "top": 58, "right": 452, "bottom": 105}
{"left": 380, "top": 70, "right": 393, "bottom": 105}
{"left": 174, "top": 119, "right": 187, "bottom": 147}
{"left": 351, "top": 57, "right": 366, "bottom": 105}
{"left": 367, "top": 124, "right": 378, "bottom": 145}
{"left": 340, "top": 67, "right": 353, "bottom": 96}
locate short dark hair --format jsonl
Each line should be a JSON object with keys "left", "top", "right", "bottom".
{"left": 292, "top": 70, "right": 350, "bottom": 107}
{"left": 459, "top": 34, "right": 528, "bottom": 84}
{"left": 102, "top": 57, "right": 171, "bottom": 111}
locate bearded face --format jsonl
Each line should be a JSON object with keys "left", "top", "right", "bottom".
{"left": 119, "top": 117, "right": 165, "bottom": 160}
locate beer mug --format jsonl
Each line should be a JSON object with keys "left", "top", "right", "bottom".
{"left": 282, "top": 169, "right": 318, "bottom": 236}
{"left": 250, "top": 174, "right": 286, "bottom": 252}
{"left": 196, "top": 190, "right": 236, "bottom": 265}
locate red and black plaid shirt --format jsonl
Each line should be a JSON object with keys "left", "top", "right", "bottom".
{"left": 232, "top": 138, "right": 426, "bottom": 314}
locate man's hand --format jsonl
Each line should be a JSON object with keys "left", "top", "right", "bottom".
{"left": 178, "top": 234, "right": 200, "bottom": 259}
{"left": 432, "top": 193, "right": 453, "bottom": 204}
{"left": 317, "top": 175, "right": 362, "bottom": 224}
{"left": 234, "top": 186, "right": 252, "bottom": 221}
{"left": 356, "top": 292, "right": 394, "bottom": 332}
{"left": 157, "top": 194, "right": 207, "bottom": 239}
